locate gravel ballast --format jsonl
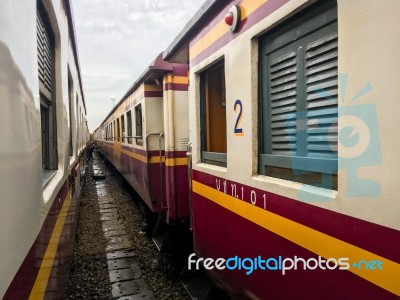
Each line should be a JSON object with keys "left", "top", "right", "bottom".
{"left": 67, "top": 151, "right": 190, "bottom": 299}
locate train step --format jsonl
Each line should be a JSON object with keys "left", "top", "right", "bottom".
{"left": 181, "top": 275, "right": 212, "bottom": 300}
{"left": 180, "top": 261, "right": 229, "bottom": 300}
{"left": 152, "top": 236, "right": 164, "bottom": 252}
{"left": 150, "top": 213, "right": 175, "bottom": 252}
{"left": 182, "top": 274, "right": 231, "bottom": 300}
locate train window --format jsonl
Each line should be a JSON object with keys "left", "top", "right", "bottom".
{"left": 79, "top": 107, "right": 82, "bottom": 148}
{"left": 200, "top": 60, "right": 227, "bottom": 167}
{"left": 68, "top": 70, "right": 73, "bottom": 156}
{"left": 113, "top": 121, "right": 116, "bottom": 139}
{"left": 37, "top": 2, "right": 57, "bottom": 172}
{"left": 81, "top": 116, "right": 83, "bottom": 146}
{"left": 135, "top": 104, "right": 143, "bottom": 145}
{"left": 121, "top": 114, "right": 125, "bottom": 143}
{"left": 117, "top": 118, "right": 121, "bottom": 142}
{"left": 76, "top": 94, "right": 79, "bottom": 144}
{"left": 127, "top": 110, "right": 132, "bottom": 144}
{"left": 259, "top": 0, "right": 338, "bottom": 189}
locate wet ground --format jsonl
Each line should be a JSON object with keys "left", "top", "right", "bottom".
{"left": 67, "top": 150, "right": 190, "bottom": 299}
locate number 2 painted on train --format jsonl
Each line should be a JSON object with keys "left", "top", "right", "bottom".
{"left": 234, "top": 99, "right": 244, "bottom": 136}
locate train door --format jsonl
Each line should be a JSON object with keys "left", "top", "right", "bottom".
{"left": 142, "top": 86, "right": 166, "bottom": 212}
{"left": 200, "top": 61, "right": 227, "bottom": 167}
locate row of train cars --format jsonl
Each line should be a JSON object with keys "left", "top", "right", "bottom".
{"left": 1, "top": 0, "right": 399, "bottom": 299}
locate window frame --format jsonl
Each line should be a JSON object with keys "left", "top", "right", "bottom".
{"left": 68, "top": 70, "right": 74, "bottom": 156}
{"left": 116, "top": 117, "right": 121, "bottom": 142}
{"left": 259, "top": 0, "right": 338, "bottom": 189}
{"left": 113, "top": 121, "right": 116, "bottom": 140}
{"left": 121, "top": 114, "right": 125, "bottom": 143}
{"left": 200, "top": 59, "right": 227, "bottom": 168}
{"left": 126, "top": 110, "right": 132, "bottom": 144}
{"left": 37, "top": 1, "right": 58, "bottom": 173}
{"left": 135, "top": 104, "right": 143, "bottom": 145}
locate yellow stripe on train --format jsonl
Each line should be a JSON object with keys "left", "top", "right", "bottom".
{"left": 190, "top": 0, "right": 265, "bottom": 59}
{"left": 164, "top": 76, "right": 189, "bottom": 85}
{"left": 192, "top": 180, "right": 400, "bottom": 297}
{"left": 144, "top": 84, "right": 163, "bottom": 92}
{"left": 104, "top": 143, "right": 187, "bottom": 166}
{"left": 29, "top": 190, "right": 72, "bottom": 300}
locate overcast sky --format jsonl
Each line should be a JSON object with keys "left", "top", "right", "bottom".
{"left": 71, "top": 0, "right": 205, "bottom": 132}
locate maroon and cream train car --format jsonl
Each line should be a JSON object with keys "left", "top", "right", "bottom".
{"left": 0, "top": 0, "right": 89, "bottom": 299}
{"left": 164, "top": 0, "right": 400, "bottom": 299}
{"left": 95, "top": 53, "right": 190, "bottom": 224}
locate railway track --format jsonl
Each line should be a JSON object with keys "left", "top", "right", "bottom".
{"left": 67, "top": 151, "right": 190, "bottom": 299}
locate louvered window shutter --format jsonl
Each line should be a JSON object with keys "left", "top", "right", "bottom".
{"left": 37, "top": 8, "right": 54, "bottom": 101}
{"left": 305, "top": 30, "right": 338, "bottom": 162}
{"left": 37, "top": 3, "right": 57, "bottom": 171}
{"left": 267, "top": 46, "right": 299, "bottom": 157}
{"left": 260, "top": 0, "right": 338, "bottom": 186}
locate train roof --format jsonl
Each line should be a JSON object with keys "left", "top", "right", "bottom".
{"left": 163, "top": 0, "right": 230, "bottom": 63}
{"left": 65, "top": 0, "right": 87, "bottom": 114}
{"left": 99, "top": 0, "right": 232, "bottom": 128}
{"left": 121, "top": 53, "right": 172, "bottom": 100}
{"left": 100, "top": 53, "right": 173, "bottom": 126}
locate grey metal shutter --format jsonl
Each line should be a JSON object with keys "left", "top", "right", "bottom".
{"left": 268, "top": 47, "right": 298, "bottom": 157}
{"left": 261, "top": 1, "right": 338, "bottom": 176}
{"left": 305, "top": 30, "right": 338, "bottom": 160}
{"left": 37, "top": 8, "right": 54, "bottom": 100}
{"left": 37, "top": 3, "right": 57, "bottom": 170}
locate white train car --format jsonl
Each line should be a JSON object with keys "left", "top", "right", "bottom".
{"left": 94, "top": 53, "right": 191, "bottom": 237}
{"left": 164, "top": 0, "right": 400, "bottom": 298}
{"left": 0, "top": 0, "right": 88, "bottom": 298}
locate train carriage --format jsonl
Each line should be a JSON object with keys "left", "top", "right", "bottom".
{"left": 163, "top": 0, "right": 400, "bottom": 299}
{"left": 0, "top": 0, "right": 89, "bottom": 298}
{"left": 95, "top": 53, "right": 190, "bottom": 227}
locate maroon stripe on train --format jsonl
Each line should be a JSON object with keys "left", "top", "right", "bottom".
{"left": 191, "top": 34, "right": 228, "bottom": 67}
{"left": 165, "top": 164, "right": 189, "bottom": 220}
{"left": 4, "top": 182, "right": 70, "bottom": 300}
{"left": 115, "top": 148, "right": 189, "bottom": 219}
{"left": 121, "top": 146, "right": 184, "bottom": 160}
{"left": 166, "top": 150, "right": 187, "bottom": 159}
{"left": 189, "top": 0, "right": 233, "bottom": 46}
{"left": 164, "top": 82, "right": 188, "bottom": 91}
{"left": 115, "top": 147, "right": 165, "bottom": 213}
{"left": 192, "top": 170, "right": 400, "bottom": 264}
{"left": 192, "top": 193, "right": 398, "bottom": 299}
{"left": 120, "top": 148, "right": 186, "bottom": 163}
{"left": 171, "top": 63, "right": 189, "bottom": 77}
{"left": 236, "top": 0, "right": 290, "bottom": 34}
{"left": 121, "top": 145, "right": 165, "bottom": 157}
{"left": 121, "top": 144, "right": 146, "bottom": 154}
{"left": 190, "top": 0, "right": 289, "bottom": 67}
{"left": 164, "top": 151, "right": 189, "bottom": 219}
{"left": 45, "top": 181, "right": 79, "bottom": 299}
{"left": 144, "top": 91, "right": 163, "bottom": 97}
